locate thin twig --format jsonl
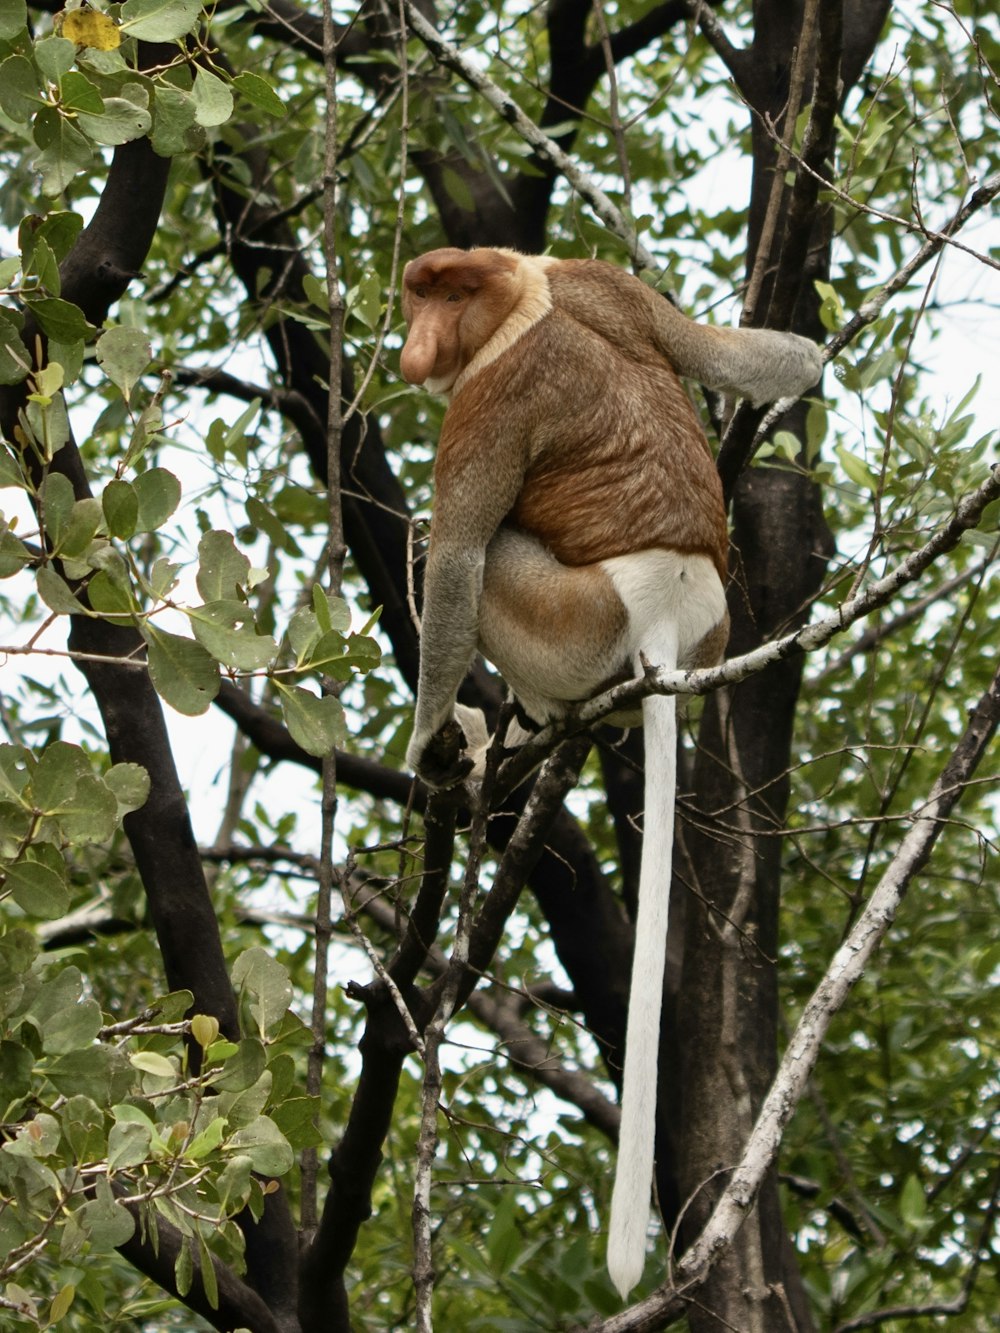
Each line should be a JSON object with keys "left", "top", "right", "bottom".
{"left": 302, "top": 0, "right": 347, "bottom": 1238}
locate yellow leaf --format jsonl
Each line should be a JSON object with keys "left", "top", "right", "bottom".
{"left": 62, "top": 9, "right": 121, "bottom": 51}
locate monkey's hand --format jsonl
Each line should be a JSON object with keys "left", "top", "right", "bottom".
{"left": 407, "top": 718, "right": 477, "bottom": 790}
{"left": 728, "top": 329, "right": 823, "bottom": 406}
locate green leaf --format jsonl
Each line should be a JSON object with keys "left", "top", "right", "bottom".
{"left": 102, "top": 478, "right": 139, "bottom": 539}
{"left": 130, "top": 1050, "right": 176, "bottom": 1077}
{"left": 216, "top": 1154, "right": 253, "bottom": 1211}
{"left": 145, "top": 626, "right": 220, "bottom": 715}
{"left": 33, "top": 361, "right": 63, "bottom": 398}
{"left": 287, "top": 605, "right": 322, "bottom": 665}
{"left": 48, "top": 1284, "right": 75, "bottom": 1324}
{"left": 232, "top": 71, "right": 285, "bottom": 118}
{"left": 196, "top": 529, "right": 250, "bottom": 602}
{"left": 87, "top": 568, "right": 139, "bottom": 620}
{"left": 148, "top": 555, "right": 180, "bottom": 599}
{"left": 104, "top": 762, "right": 150, "bottom": 814}
{"left": 302, "top": 273, "right": 328, "bottom": 312}
{"left": 54, "top": 774, "right": 120, "bottom": 844}
{"left": 24, "top": 384, "right": 70, "bottom": 457}
{"left": 34, "top": 211, "right": 84, "bottom": 264}
{"left": 78, "top": 1178, "right": 135, "bottom": 1250}
{"left": 55, "top": 497, "right": 103, "bottom": 558}
{"left": 39, "top": 472, "right": 75, "bottom": 546}
{"left": 835, "top": 444, "right": 879, "bottom": 493}
{"left": 96, "top": 327, "right": 152, "bottom": 402}
{"left": 27, "top": 297, "right": 95, "bottom": 344}
{"left": 77, "top": 87, "right": 153, "bottom": 147}
{"left": 209, "top": 1036, "right": 266, "bottom": 1093}
{"left": 4, "top": 859, "right": 69, "bottom": 919}
{"left": 227, "top": 1115, "right": 293, "bottom": 1177}
{"left": 119, "top": 0, "right": 203, "bottom": 42}
{"left": 60, "top": 71, "right": 105, "bottom": 115}
{"left": 34, "top": 36, "right": 76, "bottom": 83}
{"left": 30, "top": 739, "right": 88, "bottom": 810}
{"left": 192, "top": 66, "right": 234, "bottom": 128}
{"left": 28, "top": 969, "right": 102, "bottom": 1053}
{"left": 486, "top": 1189, "right": 523, "bottom": 1276}
{"left": 270, "top": 1096, "right": 322, "bottom": 1150}
{"left": 0, "top": 55, "right": 40, "bottom": 122}
{"left": 26, "top": 237, "right": 60, "bottom": 294}
{"left": 196, "top": 1233, "right": 219, "bottom": 1311}
{"left": 0, "top": 448, "right": 25, "bottom": 489}
{"left": 44, "top": 1044, "right": 118, "bottom": 1100}
{"left": 302, "top": 630, "right": 355, "bottom": 680}
{"left": 187, "top": 1115, "right": 225, "bottom": 1160}
{"left": 900, "top": 1174, "right": 928, "bottom": 1230}
{"left": 0, "top": 0, "right": 27, "bottom": 40}
{"left": 108, "top": 1119, "right": 152, "bottom": 1169}
{"left": 204, "top": 399, "right": 261, "bottom": 464}
{"left": 188, "top": 600, "right": 278, "bottom": 671}
{"left": 150, "top": 84, "right": 200, "bottom": 156}
{"left": 132, "top": 467, "right": 181, "bottom": 532}
{"left": 232, "top": 948, "right": 293, "bottom": 1037}
{"left": 32, "top": 108, "right": 94, "bottom": 196}
{"left": 0, "top": 308, "right": 29, "bottom": 384}
{"left": 276, "top": 683, "right": 346, "bottom": 756}
{"left": 121, "top": 398, "right": 165, "bottom": 470}
{"left": 311, "top": 585, "right": 352, "bottom": 633}
{"left": 0, "top": 523, "right": 30, "bottom": 578}
{"left": 175, "top": 1236, "right": 193, "bottom": 1297}
{"left": 345, "top": 270, "right": 382, "bottom": 332}
{"left": 0, "top": 744, "right": 32, "bottom": 801}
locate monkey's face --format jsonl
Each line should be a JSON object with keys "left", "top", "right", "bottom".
{"left": 400, "top": 249, "right": 520, "bottom": 393}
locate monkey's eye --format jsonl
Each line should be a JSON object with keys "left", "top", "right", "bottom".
{"left": 446, "top": 291, "right": 463, "bottom": 303}
{"left": 413, "top": 286, "right": 428, "bottom": 299}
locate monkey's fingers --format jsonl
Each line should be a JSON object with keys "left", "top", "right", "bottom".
{"left": 416, "top": 719, "right": 476, "bottom": 790}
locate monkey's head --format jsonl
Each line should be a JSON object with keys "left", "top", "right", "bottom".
{"left": 400, "top": 247, "right": 524, "bottom": 393}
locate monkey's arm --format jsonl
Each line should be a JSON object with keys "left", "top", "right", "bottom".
{"left": 406, "top": 542, "right": 487, "bottom": 787}
{"left": 644, "top": 292, "right": 823, "bottom": 406}
{"left": 549, "top": 260, "right": 823, "bottom": 408}
{"left": 406, "top": 402, "right": 530, "bottom": 788}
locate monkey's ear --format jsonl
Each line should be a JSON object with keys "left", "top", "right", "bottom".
{"left": 411, "top": 718, "right": 476, "bottom": 790}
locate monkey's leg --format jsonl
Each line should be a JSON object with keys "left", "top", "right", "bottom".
{"left": 478, "top": 526, "right": 631, "bottom": 722}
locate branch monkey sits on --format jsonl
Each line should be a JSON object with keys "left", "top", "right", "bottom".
{"left": 399, "top": 247, "right": 822, "bottom": 1298}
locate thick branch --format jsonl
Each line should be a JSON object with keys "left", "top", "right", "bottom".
{"left": 118, "top": 1201, "right": 285, "bottom": 1333}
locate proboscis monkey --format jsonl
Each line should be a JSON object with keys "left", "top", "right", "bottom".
{"left": 399, "top": 247, "right": 822, "bottom": 1298}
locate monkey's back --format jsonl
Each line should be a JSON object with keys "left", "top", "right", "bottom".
{"left": 502, "top": 308, "right": 728, "bottom": 578}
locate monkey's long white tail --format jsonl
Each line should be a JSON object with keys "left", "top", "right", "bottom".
{"left": 607, "top": 643, "right": 678, "bottom": 1300}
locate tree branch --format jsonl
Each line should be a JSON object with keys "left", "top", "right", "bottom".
{"left": 588, "top": 659, "right": 1000, "bottom": 1331}
{"left": 117, "top": 1200, "right": 286, "bottom": 1333}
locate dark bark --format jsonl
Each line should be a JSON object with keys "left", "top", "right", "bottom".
{"left": 298, "top": 979, "right": 417, "bottom": 1330}
{"left": 118, "top": 1201, "right": 288, "bottom": 1333}
{"left": 670, "top": 4, "right": 890, "bottom": 1327}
